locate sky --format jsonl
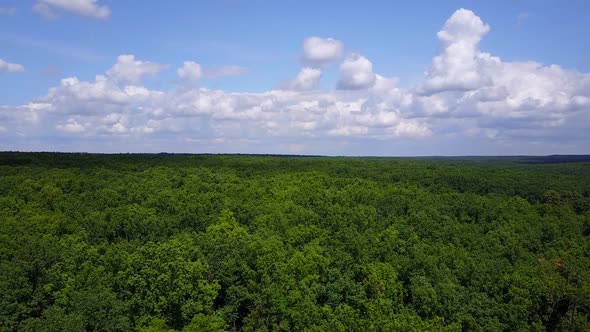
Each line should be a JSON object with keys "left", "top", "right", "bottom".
{"left": 1, "top": 0, "right": 589, "bottom": 156}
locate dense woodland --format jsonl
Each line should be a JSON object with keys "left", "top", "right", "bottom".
{"left": 1, "top": 152, "right": 589, "bottom": 331}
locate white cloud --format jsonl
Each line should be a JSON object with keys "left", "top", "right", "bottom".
{"left": 35, "top": 73, "right": 164, "bottom": 119}
{"left": 419, "top": 8, "right": 494, "bottom": 94}
{"left": 328, "top": 125, "right": 368, "bottom": 137}
{"left": 46, "top": 76, "right": 129, "bottom": 107}
{"left": 337, "top": 53, "right": 376, "bottom": 90}
{"left": 34, "top": 0, "right": 110, "bottom": 19}
{"left": 0, "top": 58, "right": 25, "bottom": 73}
{"left": 390, "top": 122, "right": 432, "bottom": 138}
{"left": 437, "top": 8, "right": 490, "bottom": 45}
{"left": 2, "top": 8, "right": 590, "bottom": 155}
{"left": 109, "top": 122, "right": 128, "bottom": 134}
{"left": 412, "top": 8, "right": 590, "bottom": 139}
{"left": 107, "top": 55, "right": 167, "bottom": 84}
{"left": 177, "top": 61, "right": 203, "bottom": 82}
{"left": 16, "top": 61, "right": 416, "bottom": 141}
{"left": 288, "top": 67, "right": 322, "bottom": 91}
{"left": 0, "top": 104, "right": 42, "bottom": 138}
{"left": 302, "top": 37, "right": 344, "bottom": 67}
{"left": 284, "top": 37, "right": 344, "bottom": 91}
{"left": 56, "top": 119, "right": 85, "bottom": 133}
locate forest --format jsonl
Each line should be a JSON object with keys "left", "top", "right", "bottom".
{"left": 0, "top": 152, "right": 589, "bottom": 331}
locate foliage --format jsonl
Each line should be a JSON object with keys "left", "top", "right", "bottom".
{"left": 1, "top": 152, "right": 590, "bottom": 331}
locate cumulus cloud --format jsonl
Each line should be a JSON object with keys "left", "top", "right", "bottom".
{"left": 56, "top": 119, "right": 85, "bottom": 133}
{"left": 302, "top": 37, "right": 344, "bottom": 67}
{"left": 419, "top": 8, "right": 494, "bottom": 94}
{"left": 177, "top": 61, "right": 203, "bottom": 83}
{"left": 37, "top": 74, "right": 163, "bottom": 116}
{"left": 2, "top": 9, "right": 590, "bottom": 155}
{"left": 0, "top": 58, "right": 25, "bottom": 74}
{"left": 337, "top": 53, "right": 376, "bottom": 90}
{"left": 390, "top": 122, "right": 432, "bottom": 138}
{"left": 283, "top": 36, "right": 344, "bottom": 91}
{"left": 0, "top": 104, "right": 42, "bottom": 137}
{"left": 12, "top": 59, "right": 417, "bottom": 141}
{"left": 107, "top": 55, "right": 167, "bottom": 84}
{"left": 412, "top": 8, "right": 590, "bottom": 141}
{"left": 288, "top": 67, "right": 322, "bottom": 91}
{"left": 33, "top": 0, "right": 110, "bottom": 19}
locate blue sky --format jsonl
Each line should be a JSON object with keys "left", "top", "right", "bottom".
{"left": 1, "top": 0, "right": 589, "bottom": 155}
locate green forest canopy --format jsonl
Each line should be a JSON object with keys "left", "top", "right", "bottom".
{"left": 1, "top": 152, "right": 589, "bottom": 331}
